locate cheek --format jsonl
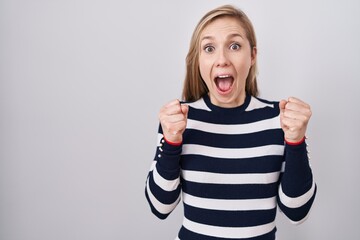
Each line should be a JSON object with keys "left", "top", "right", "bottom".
{"left": 199, "top": 69, "right": 212, "bottom": 90}
{"left": 236, "top": 57, "right": 252, "bottom": 75}
{"left": 199, "top": 58, "right": 211, "bottom": 81}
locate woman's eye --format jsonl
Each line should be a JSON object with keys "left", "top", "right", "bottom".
{"left": 204, "top": 46, "right": 215, "bottom": 53}
{"left": 230, "top": 43, "right": 241, "bottom": 50}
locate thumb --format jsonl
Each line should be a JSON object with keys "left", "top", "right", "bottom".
{"left": 279, "top": 100, "right": 287, "bottom": 129}
{"left": 279, "top": 100, "right": 287, "bottom": 112}
{"left": 181, "top": 104, "right": 189, "bottom": 117}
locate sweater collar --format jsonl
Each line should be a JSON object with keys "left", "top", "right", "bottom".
{"left": 202, "top": 93, "right": 251, "bottom": 114}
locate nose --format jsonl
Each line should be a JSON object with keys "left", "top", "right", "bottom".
{"left": 215, "top": 48, "right": 230, "bottom": 67}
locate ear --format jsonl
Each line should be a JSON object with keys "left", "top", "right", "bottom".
{"left": 251, "top": 46, "right": 257, "bottom": 66}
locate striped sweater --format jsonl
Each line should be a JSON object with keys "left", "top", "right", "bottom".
{"left": 145, "top": 94, "right": 316, "bottom": 240}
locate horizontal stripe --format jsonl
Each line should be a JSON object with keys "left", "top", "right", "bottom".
{"left": 188, "top": 98, "right": 212, "bottom": 111}
{"left": 182, "top": 169, "right": 280, "bottom": 184}
{"left": 186, "top": 115, "right": 280, "bottom": 135}
{"left": 181, "top": 155, "right": 284, "bottom": 174}
{"left": 279, "top": 181, "right": 316, "bottom": 208}
{"left": 184, "top": 203, "right": 277, "bottom": 227}
{"left": 183, "top": 192, "right": 276, "bottom": 211}
{"left": 183, "top": 181, "right": 278, "bottom": 199}
{"left": 182, "top": 144, "right": 284, "bottom": 159}
{"left": 146, "top": 178, "right": 180, "bottom": 215}
{"left": 184, "top": 128, "right": 284, "bottom": 149}
{"left": 245, "top": 97, "right": 275, "bottom": 111}
{"left": 183, "top": 217, "right": 276, "bottom": 239}
{"left": 153, "top": 164, "right": 180, "bottom": 191}
{"left": 147, "top": 173, "right": 180, "bottom": 204}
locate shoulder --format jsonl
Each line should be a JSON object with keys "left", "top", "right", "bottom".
{"left": 245, "top": 96, "right": 279, "bottom": 112}
{"left": 185, "top": 97, "right": 212, "bottom": 112}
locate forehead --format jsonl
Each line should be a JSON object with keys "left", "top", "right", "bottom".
{"left": 200, "top": 17, "right": 246, "bottom": 39}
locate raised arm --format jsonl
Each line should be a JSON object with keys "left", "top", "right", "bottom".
{"left": 277, "top": 97, "right": 317, "bottom": 224}
{"left": 145, "top": 100, "right": 188, "bottom": 219}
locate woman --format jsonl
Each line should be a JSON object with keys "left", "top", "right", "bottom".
{"left": 145, "top": 5, "right": 316, "bottom": 240}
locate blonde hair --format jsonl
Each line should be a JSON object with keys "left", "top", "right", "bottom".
{"left": 182, "top": 5, "right": 258, "bottom": 102}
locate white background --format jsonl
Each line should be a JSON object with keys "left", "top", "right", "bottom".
{"left": 1, "top": 0, "right": 359, "bottom": 239}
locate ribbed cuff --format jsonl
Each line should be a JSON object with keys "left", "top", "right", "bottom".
{"left": 163, "top": 136, "right": 182, "bottom": 146}
{"left": 285, "top": 136, "right": 306, "bottom": 146}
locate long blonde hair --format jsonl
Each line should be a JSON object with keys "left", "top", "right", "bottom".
{"left": 182, "top": 5, "right": 258, "bottom": 102}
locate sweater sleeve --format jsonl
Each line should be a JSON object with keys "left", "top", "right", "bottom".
{"left": 145, "top": 125, "right": 182, "bottom": 219}
{"left": 277, "top": 140, "right": 317, "bottom": 224}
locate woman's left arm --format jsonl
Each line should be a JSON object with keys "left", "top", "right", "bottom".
{"left": 277, "top": 97, "right": 317, "bottom": 224}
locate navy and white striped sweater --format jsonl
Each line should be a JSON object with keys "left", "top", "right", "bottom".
{"left": 145, "top": 94, "right": 316, "bottom": 240}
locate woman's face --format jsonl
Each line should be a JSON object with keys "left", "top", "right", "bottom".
{"left": 199, "top": 17, "right": 256, "bottom": 108}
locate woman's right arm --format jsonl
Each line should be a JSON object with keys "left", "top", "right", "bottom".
{"left": 145, "top": 100, "right": 188, "bottom": 219}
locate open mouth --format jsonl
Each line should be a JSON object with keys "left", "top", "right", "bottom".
{"left": 214, "top": 75, "right": 234, "bottom": 93}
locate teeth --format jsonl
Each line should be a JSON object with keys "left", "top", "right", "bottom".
{"left": 218, "top": 75, "right": 231, "bottom": 78}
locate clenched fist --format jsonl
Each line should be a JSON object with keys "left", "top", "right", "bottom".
{"left": 279, "top": 97, "right": 312, "bottom": 144}
{"left": 159, "top": 100, "right": 189, "bottom": 144}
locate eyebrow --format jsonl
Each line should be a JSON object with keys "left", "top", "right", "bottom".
{"left": 200, "top": 33, "right": 244, "bottom": 42}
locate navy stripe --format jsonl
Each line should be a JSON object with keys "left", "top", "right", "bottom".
{"left": 181, "top": 155, "right": 283, "bottom": 174}
{"left": 144, "top": 188, "right": 169, "bottom": 220}
{"left": 155, "top": 161, "right": 181, "bottom": 181}
{"left": 184, "top": 204, "right": 277, "bottom": 227}
{"left": 188, "top": 106, "right": 279, "bottom": 125}
{"left": 183, "top": 129, "right": 284, "bottom": 148}
{"left": 277, "top": 185, "right": 317, "bottom": 222}
{"left": 147, "top": 173, "right": 180, "bottom": 204}
{"left": 182, "top": 181, "right": 279, "bottom": 200}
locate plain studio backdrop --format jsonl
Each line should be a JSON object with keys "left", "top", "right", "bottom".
{"left": 1, "top": 0, "right": 359, "bottom": 239}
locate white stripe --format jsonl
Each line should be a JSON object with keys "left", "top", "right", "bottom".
{"left": 245, "top": 97, "right": 275, "bottom": 112}
{"left": 153, "top": 165, "right": 180, "bottom": 192}
{"left": 183, "top": 192, "right": 276, "bottom": 211}
{"left": 188, "top": 98, "right": 212, "bottom": 111}
{"left": 183, "top": 217, "right": 276, "bottom": 239}
{"left": 149, "top": 161, "right": 156, "bottom": 171}
{"left": 182, "top": 170, "right": 280, "bottom": 184}
{"left": 186, "top": 115, "right": 280, "bottom": 135}
{"left": 278, "top": 181, "right": 316, "bottom": 208}
{"left": 146, "top": 178, "right": 180, "bottom": 215}
{"left": 182, "top": 144, "right": 284, "bottom": 159}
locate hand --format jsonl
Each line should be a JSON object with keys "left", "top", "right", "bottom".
{"left": 279, "top": 97, "right": 312, "bottom": 143}
{"left": 159, "top": 100, "right": 189, "bottom": 144}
